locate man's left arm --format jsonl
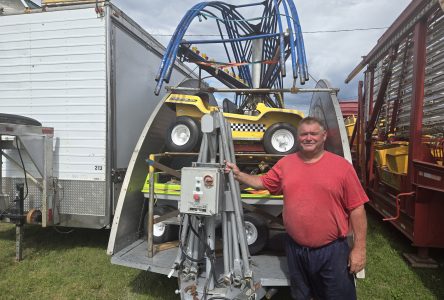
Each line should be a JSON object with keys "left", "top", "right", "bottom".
{"left": 348, "top": 204, "right": 367, "bottom": 274}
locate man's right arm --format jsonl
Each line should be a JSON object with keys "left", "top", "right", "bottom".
{"left": 225, "top": 162, "right": 265, "bottom": 190}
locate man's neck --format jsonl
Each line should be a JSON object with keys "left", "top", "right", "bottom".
{"left": 298, "top": 149, "right": 325, "bottom": 163}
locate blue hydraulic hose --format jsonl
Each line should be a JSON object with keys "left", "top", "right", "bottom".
{"left": 155, "top": 2, "right": 206, "bottom": 82}
{"left": 216, "top": 6, "right": 252, "bottom": 85}
{"left": 272, "top": 0, "right": 286, "bottom": 77}
{"left": 283, "top": 0, "right": 304, "bottom": 82}
{"left": 159, "top": 0, "right": 265, "bottom": 91}
{"left": 285, "top": 0, "right": 308, "bottom": 82}
{"left": 181, "top": 32, "right": 279, "bottom": 45}
{"left": 154, "top": 0, "right": 309, "bottom": 95}
{"left": 155, "top": 2, "right": 209, "bottom": 94}
{"left": 155, "top": 4, "right": 200, "bottom": 82}
{"left": 164, "top": 1, "right": 249, "bottom": 86}
{"left": 164, "top": 4, "right": 208, "bottom": 77}
{"left": 281, "top": 0, "right": 297, "bottom": 80}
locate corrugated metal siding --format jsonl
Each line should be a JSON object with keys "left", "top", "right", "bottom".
{"left": 0, "top": 8, "right": 107, "bottom": 181}
{"left": 424, "top": 8, "right": 444, "bottom": 136}
{"left": 370, "top": 33, "right": 414, "bottom": 139}
{"left": 369, "top": 6, "right": 444, "bottom": 140}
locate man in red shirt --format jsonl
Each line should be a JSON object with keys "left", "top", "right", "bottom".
{"left": 225, "top": 116, "right": 368, "bottom": 300}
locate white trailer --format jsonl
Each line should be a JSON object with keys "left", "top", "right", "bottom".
{"left": 0, "top": 1, "right": 194, "bottom": 229}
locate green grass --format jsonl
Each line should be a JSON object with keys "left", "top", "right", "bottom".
{"left": 356, "top": 209, "right": 444, "bottom": 300}
{"left": 1, "top": 209, "right": 443, "bottom": 299}
{"left": 0, "top": 225, "right": 178, "bottom": 300}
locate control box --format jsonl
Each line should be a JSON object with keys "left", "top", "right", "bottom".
{"left": 180, "top": 167, "right": 224, "bottom": 216}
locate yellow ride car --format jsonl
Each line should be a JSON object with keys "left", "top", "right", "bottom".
{"left": 164, "top": 93, "right": 304, "bottom": 154}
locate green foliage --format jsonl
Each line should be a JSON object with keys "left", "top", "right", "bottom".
{"left": 0, "top": 209, "right": 443, "bottom": 299}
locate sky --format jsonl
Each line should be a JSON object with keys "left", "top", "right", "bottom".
{"left": 29, "top": 0, "right": 411, "bottom": 111}
{"left": 109, "top": 0, "right": 411, "bottom": 112}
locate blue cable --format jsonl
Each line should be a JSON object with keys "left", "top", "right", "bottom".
{"left": 272, "top": 0, "right": 286, "bottom": 77}
{"left": 154, "top": 0, "right": 309, "bottom": 95}
{"left": 281, "top": 0, "right": 297, "bottom": 80}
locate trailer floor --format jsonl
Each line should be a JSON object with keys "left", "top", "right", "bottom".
{"left": 112, "top": 239, "right": 290, "bottom": 287}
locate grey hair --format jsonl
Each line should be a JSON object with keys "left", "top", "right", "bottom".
{"left": 298, "top": 116, "right": 326, "bottom": 131}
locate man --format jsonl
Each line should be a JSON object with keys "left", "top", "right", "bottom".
{"left": 225, "top": 116, "right": 368, "bottom": 300}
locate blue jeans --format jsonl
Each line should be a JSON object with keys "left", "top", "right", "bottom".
{"left": 286, "top": 235, "right": 356, "bottom": 300}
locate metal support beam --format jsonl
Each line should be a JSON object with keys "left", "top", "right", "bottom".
{"left": 14, "top": 183, "right": 25, "bottom": 261}
{"left": 167, "top": 86, "right": 339, "bottom": 94}
{"left": 147, "top": 156, "right": 155, "bottom": 258}
{"left": 389, "top": 40, "right": 411, "bottom": 134}
{"left": 368, "top": 67, "right": 375, "bottom": 117}
{"left": 407, "top": 19, "right": 428, "bottom": 190}
{"left": 16, "top": 226, "right": 23, "bottom": 261}
{"left": 366, "top": 45, "right": 399, "bottom": 137}
{"left": 357, "top": 80, "right": 364, "bottom": 181}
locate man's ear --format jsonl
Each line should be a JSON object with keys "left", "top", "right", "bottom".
{"left": 322, "top": 130, "right": 327, "bottom": 141}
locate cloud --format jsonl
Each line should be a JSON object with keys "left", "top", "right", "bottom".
{"left": 111, "top": 0, "right": 410, "bottom": 103}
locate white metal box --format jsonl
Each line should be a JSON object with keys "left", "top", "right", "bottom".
{"left": 180, "top": 167, "right": 224, "bottom": 216}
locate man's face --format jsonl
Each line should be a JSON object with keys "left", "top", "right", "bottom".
{"left": 297, "top": 122, "right": 327, "bottom": 155}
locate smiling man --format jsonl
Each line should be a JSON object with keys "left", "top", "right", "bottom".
{"left": 225, "top": 116, "right": 368, "bottom": 300}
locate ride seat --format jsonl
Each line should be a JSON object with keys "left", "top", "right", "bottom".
{"left": 223, "top": 98, "right": 238, "bottom": 114}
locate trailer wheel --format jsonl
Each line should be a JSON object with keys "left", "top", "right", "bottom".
{"left": 0, "top": 113, "right": 41, "bottom": 126}
{"left": 244, "top": 212, "right": 269, "bottom": 255}
{"left": 143, "top": 205, "right": 179, "bottom": 244}
{"left": 263, "top": 122, "right": 297, "bottom": 154}
{"left": 165, "top": 116, "right": 200, "bottom": 152}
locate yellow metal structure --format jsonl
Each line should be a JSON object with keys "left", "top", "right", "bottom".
{"left": 141, "top": 173, "right": 282, "bottom": 199}
{"left": 386, "top": 148, "right": 409, "bottom": 174}
{"left": 374, "top": 143, "right": 409, "bottom": 191}
{"left": 344, "top": 116, "right": 356, "bottom": 139}
{"left": 374, "top": 143, "right": 408, "bottom": 169}
{"left": 166, "top": 93, "right": 304, "bottom": 141}
{"left": 377, "top": 167, "right": 405, "bottom": 191}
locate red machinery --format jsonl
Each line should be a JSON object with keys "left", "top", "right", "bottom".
{"left": 346, "top": 0, "right": 444, "bottom": 267}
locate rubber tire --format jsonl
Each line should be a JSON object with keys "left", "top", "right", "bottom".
{"left": 244, "top": 212, "right": 269, "bottom": 255}
{"left": 165, "top": 116, "right": 200, "bottom": 152}
{"left": 263, "top": 122, "right": 298, "bottom": 154}
{"left": 0, "top": 113, "right": 41, "bottom": 126}
{"left": 143, "top": 205, "right": 179, "bottom": 244}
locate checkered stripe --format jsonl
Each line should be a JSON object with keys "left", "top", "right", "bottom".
{"left": 230, "top": 123, "right": 266, "bottom": 132}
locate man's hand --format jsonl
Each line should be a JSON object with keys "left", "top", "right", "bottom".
{"left": 224, "top": 161, "right": 240, "bottom": 179}
{"left": 224, "top": 161, "right": 265, "bottom": 189}
{"left": 348, "top": 246, "right": 366, "bottom": 274}
{"left": 348, "top": 205, "right": 367, "bottom": 274}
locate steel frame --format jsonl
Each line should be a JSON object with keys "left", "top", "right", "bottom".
{"left": 347, "top": 0, "right": 444, "bottom": 265}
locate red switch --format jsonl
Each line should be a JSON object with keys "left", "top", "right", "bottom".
{"left": 193, "top": 194, "right": 200, "bottom": 201}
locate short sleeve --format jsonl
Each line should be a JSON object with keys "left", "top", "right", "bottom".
{"left": 342, "top": 164, "right": 369, "bottom": 211}
{"left": 260, "top": 162, "right": 283, "bottom": 195}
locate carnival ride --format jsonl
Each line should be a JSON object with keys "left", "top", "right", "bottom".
{"left": 154, "top": 0, "right": 317, "bottom": 155}
{"left": 108, "top": 1, "right": 349, "bottom": 299}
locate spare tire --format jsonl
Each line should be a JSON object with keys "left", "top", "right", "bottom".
{"left": 244, "top": 212, "right": 269, "bottom": 255}
{"left": 263, "top": 122, "right": 298, "bottom": 154}
{"left": 0, "top": 114, "right": 41, "bottom": 126}
{"left": 165, "top": 116, "right": 200, "bottom": 152}
{"left": 143, "top": 205, "right": 179, "bottom": 244}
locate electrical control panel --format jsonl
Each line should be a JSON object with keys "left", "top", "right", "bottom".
{"left": 180, "top": 167, "right": 223, "bottom": 216}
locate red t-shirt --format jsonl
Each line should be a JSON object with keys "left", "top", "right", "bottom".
{"left": 260, "top": 151, "right": 368, "bottom": 248}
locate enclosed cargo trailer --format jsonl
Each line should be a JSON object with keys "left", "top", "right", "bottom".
{"left": 0, "top": 1, "right": 194, "bottom": 229}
